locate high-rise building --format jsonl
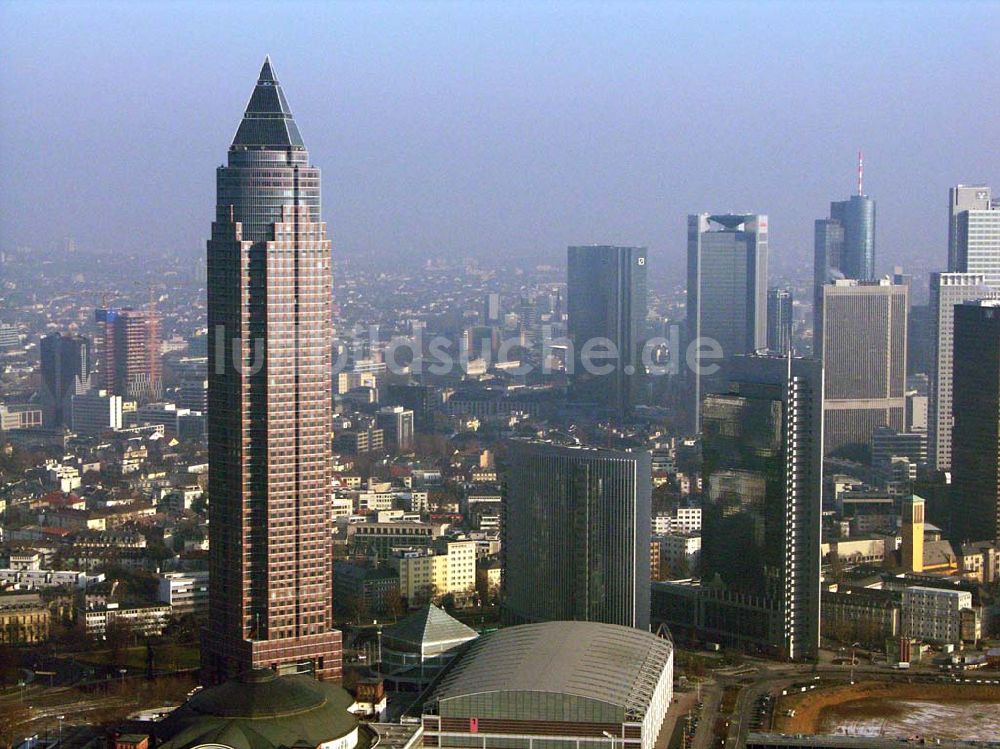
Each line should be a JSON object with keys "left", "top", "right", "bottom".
{"left": 766, "top": 288, "right": 793, "bottom": 356}
{"left": 951, "top": 300, "right": 1000, "bottom": 544}
{"left": 202, "top": 59, "right": 341, "bottom": 683}
{"left": 39, "top": 333, "right": 91, "bottom": 427}
{"left": 686, "top": 214, "right": 768, "bottom": 432}
{"left": 95, "top": 307, "right": 161, "bottom": 402}
{"left": 70, "top": 390, "right": 123, "bottom": 436}
{"left": 503, "top": 440, "right": 651, "bottom": 630}
{"left": 813, "top": 165, "right": 877, "bottom": 336}
{"left": 948, "top": 184, "right": 992, "bottom": 273}
{"left": 900, "top": 495, "right": 925, "bottom": 573}
{"left": 567, "top": 245, "right": 647, "bottom": 416}
{"left": 700, "top": 354, "right": 823, "bottom": 660}
{"left": 376, "top": 405, "right": 415, "bottom": 452}
{"left": 818, "top": 279, "right": 908, "bottom": 455}
{"left": 929, "top": 272, "right": 996, "bottom": 471}
{"left": 951, "top": 186, "right": 1000, "bottom": 290}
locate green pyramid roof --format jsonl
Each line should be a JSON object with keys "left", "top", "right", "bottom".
{"left": 382, "top": 604, "right": 478, "bottom": 655}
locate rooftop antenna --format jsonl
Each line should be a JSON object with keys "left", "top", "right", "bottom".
{"left": 857, "top": 150, "right": 864, "bottom": 196}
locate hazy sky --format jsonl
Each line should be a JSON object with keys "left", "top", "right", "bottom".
{"left": 1, "top": 0, "right": 999, "bottom": 276}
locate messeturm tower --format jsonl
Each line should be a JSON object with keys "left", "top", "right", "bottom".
{"left": 202, "top": 58, "right": 341, "bottom": 683}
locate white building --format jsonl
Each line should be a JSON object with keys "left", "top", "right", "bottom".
{"left": 81, "top": 601, "right": 172, "bottom": 637}
{"left": 658, "top": 533, "right": 701, "bottom": 572}
{"left": 158, "top": 571, "right": 209, "bottom": 615}
{"left": 902, "top": 586, "right": 973, "bottom": 644}
{"left": 652, "top": 507, "right": 701, "bottom": 536}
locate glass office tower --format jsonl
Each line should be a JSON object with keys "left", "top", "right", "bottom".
{"left": 503, "top": 440, "right": 651, "bottom": 630}
{"left": 700, "top": 354, "right": 823, "bottom": 660}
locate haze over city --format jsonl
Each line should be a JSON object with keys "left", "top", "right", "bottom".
{"left": 2, "top": 0, "right": 999, "bottom": 272}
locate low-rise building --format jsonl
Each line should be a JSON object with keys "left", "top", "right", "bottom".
{"left": 901, "top": 586, "right": 972, "bottom": 645}
{"left": 0, "top": 593, "right": 51, "bottom": 644}
{"left": 157, "top": 571, "right": 209, "bottom": 615}
{"left": 79, "top": 601, "right": 171, "bottom": 637}
{"left": 392, "top": 540, "right": 476, "bottom": 606}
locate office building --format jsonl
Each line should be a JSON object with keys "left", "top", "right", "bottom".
{"left": 96, "top": 307, "right": 162, "bottom": 402}
{"left": 503, "top": 441, "right": 651, "bottom": 630}
{"left": 948, "top": 184, "right": 993, "bottom": 273}
{"left": 951, "top": 300, "right": 1000, "bottom": 544}
{"left": 420, "top": 622, "right": 673, "bottom": 749}
{"left": 818, "top": 279, "right": 907, "bottom": 455}
{"left": 954, "top": 196, "right": 1000, "bottom": 291}
{"left": 39, "top": 333, "right": 91, "bottom": 427}
{"left": 376, "top": 405, "right": 415, "bottom": 451}
{"left": 928, "top": 272, "right": 996, "bottom": 471}
{"left": 700, "top": 354, "right": 823, "bottom": 659}
{"left": 202, "top": 59, "right": 341, "bottom": 682}
{"left": 158, "top": 571, "right": 210, "bottom": 616}
{"left": 813, "top": 166, "right": 877, "bottom": 335}
{"left": 686, "top": 214, "right": 768, "bottom": 431}
{"left": 566, "top": 245, "right": 647, "bottom": 416}
{"left": 766, "top": 287, "right": 793, "bottom": 355}
{"left": 70, "top": 389, "right": 123, "bottom": 436}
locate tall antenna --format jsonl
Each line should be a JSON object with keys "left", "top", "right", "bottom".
{"left": 857, "top": 150, "right": 864, "bottom": 196}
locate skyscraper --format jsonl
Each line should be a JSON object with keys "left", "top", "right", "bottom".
{"left": 503, "top": 440, "right": 651, "bottom": 630}
{"left": 96, "top": 307, "right": 161, "bottom": 402}
{"left": 929, "top": 272, "right": 997, "bottom": 471}
{"left": 948, "top": 184, "right": 992, "bottom": 273}
{"left": 951, "top": 300, "right": 1000, "bottom": 544}
{"left": 39, "top": 333, "right": 91, "bottom": 427}
{"left": 686, "top": 214, "right": 768, "bottom": 432}
{"left": 766, "top": 287, "right": 793, "bottom": 356}
{"left": 813, "top": 162, "right": 877, "bottom": 337}
{"left": 567, "top": 245, "right": 647, "bottom": 416}
{"left": 951, "top": 186, "right": 1000, "bottom": 290}
{"left": 818, "top": 279, "right": 907, "bottom": 455}
{"left": 700, "top": 354, "right": 823, "bottom": 660}
{"left": 202, "top": 59, "right": 341, "bottom": 683}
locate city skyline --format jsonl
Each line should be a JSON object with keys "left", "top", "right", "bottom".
{"left": 1, "top": 2, "right": 999, "bottom": 271}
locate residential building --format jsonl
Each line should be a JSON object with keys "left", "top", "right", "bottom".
{"left": 391, "top": 540, "right": 476, "bottom": 606}
{"left": 0, "top": 594, "right": 51, "bottom": 644}
{"left": 901, "top": 586, "right": 972, "bottom": 645}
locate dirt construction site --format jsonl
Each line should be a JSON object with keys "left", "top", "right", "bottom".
{"left": 772, "top": 680, "right": 1000, "bottom": 741}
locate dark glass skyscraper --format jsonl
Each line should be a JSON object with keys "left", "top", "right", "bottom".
{"left": 567, "top": 245, "right": 647, "bottom": 417}
{"left": 951, "top": 300, "right": 1000, "bottom": 544}
{"left": 700, "top": 354, "right": 823, "bottom": 659}
{"left": 39, "top": 333, "right": 91, "bottom": 427}
{"left": 503, "top": 440, "right": 651, "bottom": 630}
{"left": 202, "top": 59, "right": 341, "bottom": 683}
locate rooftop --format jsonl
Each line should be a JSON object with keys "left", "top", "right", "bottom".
{"left": 425, "top": 621, "right": 673, "bottom": 720}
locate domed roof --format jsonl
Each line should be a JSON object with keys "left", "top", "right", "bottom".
{"left": 187, "top": 669, "right": 329, "bottom": 718}
{"left": 158, "top": 670, "right": 362, "bottom": 749}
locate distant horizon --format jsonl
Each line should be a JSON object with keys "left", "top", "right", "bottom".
{"left": 2, "top": 1, "right": 998, "bottom": 277}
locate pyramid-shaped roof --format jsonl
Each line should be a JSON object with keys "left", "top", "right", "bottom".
{"left": 382, "top": 604, "right": 479, "bottom": 654}
{"left": 231, "top": 56, "right": 305, "bottom": 150}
